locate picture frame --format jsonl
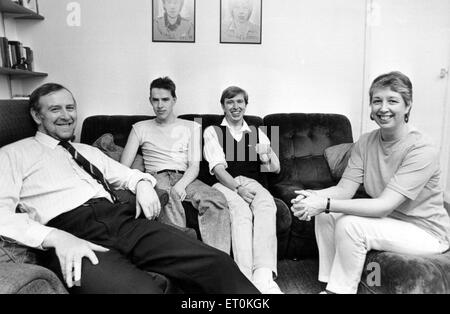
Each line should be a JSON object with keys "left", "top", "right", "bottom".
{"left": 21, "top": 0, "right": 39, "bottom": 14}
{"left": 152, "top": 0, "right": 196, "bottom": 43}
{"left": 220, "top": 0, "right": 262, "bottom": 44}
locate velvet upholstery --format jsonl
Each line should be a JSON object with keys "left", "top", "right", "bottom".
{"left": 0, "top": 100, "right": 36, "bottom": 148}
{"left": 0, "top": 263, "right": 68, "bottom": 294}
{"left": 263, "top": 113, "right": 354, "bottom": 259}
{"left": 359, "top": 250, "right": 450, "bottom": 294}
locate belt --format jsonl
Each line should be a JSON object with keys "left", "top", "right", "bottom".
{"left": 156, "top": 169, "right": 185, "bottom": 175}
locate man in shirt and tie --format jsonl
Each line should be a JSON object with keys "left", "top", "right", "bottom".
{"left": 0, "top": 83, "right": 258, "bottom": 294}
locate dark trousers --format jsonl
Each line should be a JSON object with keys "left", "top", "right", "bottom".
{"left": 44, "top": 198, "right": 258, "bottom": 294}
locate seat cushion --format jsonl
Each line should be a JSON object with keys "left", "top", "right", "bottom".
{"left": 359, "top": 250, "right": 450, "bottom": 294}
{"left": 0, "top": 263, "right": 68, "bottom": 294}
{"left": 92, "top": 133, "right": 145, "bottom": 172}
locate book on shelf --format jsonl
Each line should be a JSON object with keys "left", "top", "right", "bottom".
{"left": 0, "top": 37, "right": 11, "bottom": 68}
{"left": 1, "top": 39, "right": 35, "bottom": 71}
{"left": 24, "top": 47, "right": 34, "bottom": 71}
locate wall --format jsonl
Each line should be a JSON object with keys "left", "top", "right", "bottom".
{"left": 360, "top": 0, "right": 450, "bottom": 199}
{"left": 16, "top": 0, "right": 367, "bottom": 141}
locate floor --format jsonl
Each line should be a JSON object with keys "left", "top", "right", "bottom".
{"left": 275, "top": 259, "right": 322, "bottom": 294}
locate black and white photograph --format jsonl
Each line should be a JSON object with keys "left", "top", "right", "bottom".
{"left": 21, "top": 0, "right": 39, "bottom": 14}
{"left": 152, "top": 0, "right": 195, "bottom": 42}
{"left": 1, "top": 0, "right": 450, "bottom": 299}
{"left": 220, "top": 0, "right": 262, "bottom": 44}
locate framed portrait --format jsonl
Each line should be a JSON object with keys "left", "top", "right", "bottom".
{"left": 21, "top": 0, "right": 39, "bottom": 14}
{"left": 152, "top": 0, "right": 196, "bottom": 43}
{"left": 220, "top": 0, "right": 262, "bottom": 44}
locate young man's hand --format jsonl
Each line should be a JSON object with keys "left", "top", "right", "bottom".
{"left": 171, "top": 182, "right": 187, "bottom": 202}
{"left": 237, "top": 186, "right": 257, "bottom": 204}
{"left": 136, "top": 180, "right": 161, "bottom": 220}
{"left": 42, "top": 230, "right": 109, "bottom": 288}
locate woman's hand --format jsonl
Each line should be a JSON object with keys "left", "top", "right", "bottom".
{"left": 291, "top": 190, "right": 327, "bottom": 221}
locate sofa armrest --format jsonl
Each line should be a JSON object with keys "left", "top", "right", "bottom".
{"left": 0, "top": 263, "right": 67, "bottom": 294}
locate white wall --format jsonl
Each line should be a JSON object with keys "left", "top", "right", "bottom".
{"left": 360, "top": 0, "right": 450, "bottom": 199}
{"left": 16, "top": 0, "right": 367, "bottom": 141}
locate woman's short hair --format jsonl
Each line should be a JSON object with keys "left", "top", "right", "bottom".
{"left": 369, "top": 71, "right": 413, "bottom": 106}
{"left": 29, "top": 83, "right": 74, "bottom": 112}
{"left": 220, "top": 86, "right": 249, "bottom": 105}
{"left": 150, "top": 77, "right": 177, "bottom": 98}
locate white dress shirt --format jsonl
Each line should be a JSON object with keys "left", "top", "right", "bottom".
{"left": 203, "top": 118, "right": 271, "bottom": 174}
{"left": 0, "top": 132, "right": 156, "bottom": 249}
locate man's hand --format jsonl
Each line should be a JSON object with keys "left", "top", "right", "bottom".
{"left": 171, "top": 181, "right": 187, "bottom": 202}
{"left": 136, "top": 180, "right": 161, "bottom": 220}
{"left": 237, "top": 186, "right": 257, "bottom": 204}
{"left": 42, "top": 229, "right": 109, "bottom": 289}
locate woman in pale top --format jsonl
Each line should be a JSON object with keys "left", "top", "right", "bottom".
{"left": 291, "top": 71, "right": 450, "bottom": 294}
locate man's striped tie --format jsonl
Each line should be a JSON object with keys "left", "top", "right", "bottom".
{"left": 59, "top": 141, "right": 120, "bottom": 203}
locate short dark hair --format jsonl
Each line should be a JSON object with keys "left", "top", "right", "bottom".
{"left": 150, "top": 77, "right": 177, "bottom": 98}
{"left": 220, "top": 86, "right": 249, "bottom": 105}
{"left": 29, "top": 83, "right": 74, "bottom": 112}
{"left": 369, "top": 71, "right": 413, "bottom": 106}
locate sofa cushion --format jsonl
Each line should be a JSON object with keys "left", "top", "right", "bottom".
{"left": 263, "top": 113, "right": 353, "bottom": 190}
{"left": 0, "top": 100, "right": 36, "bottom": 148}
{"left": 324, "top": 143, "right": 354, "bottom": 181}
{"left": 0, "top": 263, "right": 68, "bottom": 294}
{"left": 92, "top": 133, "right": 145, "bottom": 172}
{"left": 81, "top": 115, "right": 154, "bottom": 146}
{"left": 359, "top": 250, "right": 450, "bottom": 294}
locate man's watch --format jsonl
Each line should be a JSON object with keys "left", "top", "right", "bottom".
{"left": 235, "top": 184, "right": 242, "bottom": 193}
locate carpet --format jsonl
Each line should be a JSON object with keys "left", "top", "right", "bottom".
{"left": 275, "top": 259, "right": 322, "bottom": 294}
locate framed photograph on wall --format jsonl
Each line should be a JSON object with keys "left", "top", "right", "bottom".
{"left": 21, "top": 0, "right": 39, "bottom": 14}
{"left": 220, "top": 0, "right": 262, "bottom": 44}
{"left": 152, "top": 0, "right": 196, "bottom": 43}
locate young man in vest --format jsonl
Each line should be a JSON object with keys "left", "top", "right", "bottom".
{"left": 203, "top": 86, "right": 283, "bottom": 294}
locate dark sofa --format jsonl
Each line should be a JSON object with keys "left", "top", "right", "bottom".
{"left": 2, "top": 98, "right": 450, "bottom": 294}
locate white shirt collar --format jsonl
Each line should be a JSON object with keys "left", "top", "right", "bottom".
{"left": 35, "top": 131, "right": 62, "bottom": 149}
{"left": 220, "top": 118, "right": 252, "bottom": 133}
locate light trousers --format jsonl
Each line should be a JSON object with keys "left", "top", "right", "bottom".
{"left": 154, "top": 171, "right": 231, "bottom": 254}
{"left": 315, "top": 213, "right": 449, "bottom": 294}
{"left": 213, "top": 176, "right": 278, "bottom": 280}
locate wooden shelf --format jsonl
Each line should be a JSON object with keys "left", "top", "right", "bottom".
{"left": 0, "top": 67, "right": 47, "bottom": 78}
{"left": 0, "top": 0, "right": 44, "bottom": 20}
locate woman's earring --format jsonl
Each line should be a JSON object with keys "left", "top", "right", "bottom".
{"left": 370, "top": 113, "right": 375, "bottom": 121}
{"left": 404, "top": 113, "right": 410, "bottom": 123}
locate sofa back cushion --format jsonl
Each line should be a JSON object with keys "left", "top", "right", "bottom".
{"left": 0, "top": 100, "right": 36, "bottom": 148}
{"left": 263, "top": 113, "right": 353, "bottom": 189}
{"left": 80, "top": 115, "right": 154, "bottom": 146}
